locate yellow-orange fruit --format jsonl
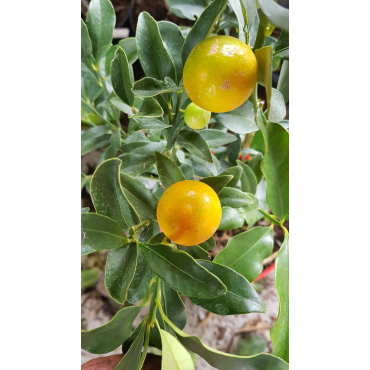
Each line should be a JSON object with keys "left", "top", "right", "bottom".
{"left": 183, "top": 35, "right": 258, "bottom": 113}
{"left": 157, "top": 180, "right": 222, "bottom": 246}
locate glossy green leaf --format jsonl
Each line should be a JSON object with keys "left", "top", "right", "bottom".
{"left": 214, "top": 226, "right": 273, "bottom": 282}
{"left": 165, "top": 115, "right": 185, "bottom": 150}
{"left": 199, "top": 236, "right": 216, "bottom": 251}
{"left": 81, "top": 63, "right": 103, "bottom": 102}
{"left": 110, "top": 97, "right": 135, "bottom": 116}
{"left": 136, "top": 12, "right": 177, "bottom": 82}
{"left": 121, "top": 141, "right": 164, "bottom": 155}
{"left": 86, "top": 0, "right": 116, "bottom": 62}
{"left": 81, "top": 305, "right": 141, "bottom": 354}
{"left": 81, "top": 207, "right": 90, "bottom": 213}
{"left": 155, "top": 151, "right": 185, "bottom": 189}
{"left": 81, "top": 126, "right": 111, "bottom": 156}
{"left": 158, "top": 313, "right": 289, "bottom": 370}
{"left": 218, "top": 207, "right": 244, "bottom": 231}
{"left": 118, "top": 37, "right": 138, "bottom": 65}
{"left": 212, "top": 101, "right": 258, "bottom": 134}
{"left": 131, "top": 97, "right": 164, "bottom": 118}
{"left": 259, "top": 0, "right": 289, "bottom": 32}
{"left": 119, "top": 153, "right": 156, "bottom": 176}
{"left": 166, "top": 0, "right": 207, "bottom": 21}
{"left": 120, "top": 174, "right": 158, "bottom": 219}
{"left": 190, "top": 261, "right": 265, "bottom": 315}
{"left": 200, "top": 175, "right": 233, "bottom": 194}
{"left": 256, "top": 111, "right": 289, "bottom": 220}
{"left": 81, "top": 213, "right": 129, "bottom": 254}
{"left": 162, "top": 282, "right": 187, "bottom": 330}
{"left": 132, "top": 77, "right": 182, "bottom": 98}
{"left": 104, "top": 45, "right": 119, "bottom": 76}
{"left": 111, "top": 47, "right": 134, "bottom": 107}
{"left": 277, "top": 60, "right": 289, "bottom": 103}
{"left": 177, "top": 130, "right": 213, "bottom": 163}
{"left": 90, "top": 158, "right": 140, "bottom": 231}
{"left": 105, "top": 243, "right": 138, "bottom": 304}
{"left": 99, "top": 144, "right": 118, "bottom": 162}
{"left": 248, "top": 153, "right": 263, "bottom": 184}
{"left": 269, "top": 88, "right": 286, "bottom": 123}
{"left": 274, "top": 31, "right": 289, "bottom": 60}
{"left": 237, "top": 160, "right": 258, "bottom": 195}
{"left": 110, "top": 128, "right": 121, "bottom": 150}
{"left": 115, "top": 322, "right": 146, "bottom": 370}
{"left": 219, "top": 166, "right": 242, "bottom": 187}
{"left": 182, "top": 0, "right": 228, "bottom": 64}
{"left": 180, "top": 162, "right": 195, "bottom": 180}
{"left": 226, "top": 134, "right": 241, "bottom": 165}
{"left": 178, "top": 244, "right": 211, "bottom": 260}
{"left": 139, "top": 243, "right": 227, "bottom": 298}
{"left": 81, "top": 19, "right": 95, "bottom": 74}
{"left": 160, "top": 329, "right": 194, "bottom": 370}
{"left": 271, "top": 235, "right": 289, "bottom": 363}
{"left": 255, "top": 46, "right": 272, "bottom": 115}
{"left": 219, "top": 187, "right": 253, "bottom": 208}
{"left": 132, "top": 117, "right": 171, "bottom": 131}
{"left": 238, "top": 193, "right": 260, "bottom": 226}
{"left": 81, "top": 269, "right": 99, "bottom": 290}
{"left": 198, "top": 129, "right": 237, "bottom": 147}
{"left": 158, "top": 21, "right": 185, "bottom": 82}
{"left": 127, "top": 251, "right": 155, "bottom": 304}
{"left": 81, "top": 244, "right": 95, "bottom": 256}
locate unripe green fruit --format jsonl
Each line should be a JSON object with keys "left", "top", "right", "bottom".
{"left": 184, "top": 103, "right": 211, "bottom": 130}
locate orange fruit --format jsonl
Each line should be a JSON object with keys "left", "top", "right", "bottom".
{"left": 183, "top": 35, "right": 258, "bottom": 113}
{"left": 157, "top": 180, "right": 222, "bottom": 246}
{"left": 184, "top": 102, "right": 211, "bottom": 130}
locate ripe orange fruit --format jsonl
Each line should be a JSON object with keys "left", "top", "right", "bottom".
{"left": 157, "top": 180, "right": 222, "bottom": 246}
{"left": 184, "top": 102, "right": 211, "bottom": 130}
{"left": 183, "top": 35, "right": 258, "bottom": 113}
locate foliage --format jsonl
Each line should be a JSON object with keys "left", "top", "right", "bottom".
{"left": 81, "top": 0, "right": 289, "bottom": 368}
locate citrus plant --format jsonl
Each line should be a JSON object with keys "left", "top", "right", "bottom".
{"left": 81, "top": 0, "right": 289, "bottom": 369}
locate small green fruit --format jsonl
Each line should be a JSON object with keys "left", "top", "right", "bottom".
{"left": 184, "top": 102, "right": 211, "bottom": 130}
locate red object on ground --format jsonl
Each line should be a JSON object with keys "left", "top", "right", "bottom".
{"left": 253, "top": 262, "right": 275, "bottom": 282}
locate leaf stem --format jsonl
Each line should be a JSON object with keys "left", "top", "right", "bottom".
{"left": 137, "top": 321, "right": 151, "bottom": 370}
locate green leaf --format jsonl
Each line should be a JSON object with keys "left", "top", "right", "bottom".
{"left": 90, "top": 158, "right": 140, "bottom": 231}
{"left": 271, "top": 235, "right": 289, "bottom": 363}
{"left": 277, "top": 60, "right": 289, "bottom": 103}
{"left": 111, "top": 47, "right": 134, "bottom": 107}
{"left": 131, "top": 97, "right": 164, "bottom": 118}
{"left": 139, "top": 243, "right": 227, "bottom": 298}
{"left": 259, "top": 0, "right": 289, "bottom": 32}
{"left": 136, "top": 12, "right": 177, "bottom": 83}
{"left": 219, "top": 188, "right": 253, "bottom": 208}
{"left": 81, "top": 207, "right": 90, "bottom": 213}
{"left": 238, "top": 193, "right": 260, "bottom": 226}
{"left": 162, "top": 282, "right": 187, "bottom": 330}
{"left": 269, "top": 88, "right": 286, "bottom": 123}
{"left": 105, "top": 243, "right": 138, "bottom": 304}
{"left": 248, "top": 153, "right": 263, "bottom": 184}
{"left": 158, "top": 313, "right": 289, "bottom": 370}
{"left": 190, "top": 261, "right": 265, "bottom": 315}
{"left": 115, "top": 322, "right": 146, "bottom": 370}
{"left": 86, "top": 0, "right": 116, "bottom": 62}
{"left": 212, "top": 100, "right": 258, "bottom": 134}
{"left": 256, "top": 111, "right": 289, "bottom": 220}
{"left": 133, "top": 117, "right": 171, "bottom": 131}
{"left": 81, "top": 126, "right": 111, "bottom": 156}
{"left": 110, "top": 97, "right": 135, "bottom": 116}
{"left": 226, "top": 134, "right": 241, "bottom": 165}
{"left": 121, "top": 141, "right": 164, "bottom": 155}
{"left": 255, "top": 46, "right": 272, "bottom": 116}
{"left": 99, "top": 144, "right": 118, "bottom": 162}
{"left": 199, "top": 236, "right": 216, "bottom": 251}
{"left": 160, "top": 329, "right": 194, "bottom": 370}
{"left": 81, "top": 213, "right": 129, "bottom": 254}
{"left": 199, "top": 175, "right": 233, "bottom": 194}
{"left": 118, "top": 37, "right": 138, "bottom": 65}
{"left": 166, "top": 115, "right": 186, "bottom": 151}
{"left": 182, "top": 0, "right": 229, "bottom": 64}
{"left": 120, "top": 174, "right": 158, "bottom": 219}
{"left": 132, "top": 77, "right": 182, "bottom": 98}
{"left": 177, "top": 130, "right": 213, "bottom": 163}
{"left": 104, "top": 45, "right": 119, "bottom": 76}
{"left": 214, "top": 226, "right": 273, "bottom": 281}
{"left": 81, "top": 245, "right": 95, "bottom": 256}
{"left": 178, "top": 244, "right": 211, "bottom": 260}
{"left": 81, "top": 19, "right": 95, "bottom": 74}
{"left": 166, "top": 0, "right": 207, "bottom": 21}
{"left": 218, "top": 207, "right": 244, "bottom": 231}
{"left": 158, "top": 21, "right": 185, "bottom": 82}
{"left": 180, "top": 163, "right": 195, "bottom": 180}
{"left": 81, "top": 63, "right": 103, "bottom": 102}
{"left": 274, "top": 31, "right": 289, "bottom": 60}
{"left": 109, "top": 129, "right": 120, "bottom": 150}
{"left": 155, "top": 151, "right": 185, "bottom": 189}
{"left": 127, "top": 251, "right": 155, "bottom": 304}
{"left": 82, "top": 306, "right": 141, "bottom": 354}
{"left": 219, "top": 166, "right": 242, "bottom": 187}
{"left": 198, "top": 129, "right": 237, "bottom": 147}
{"left": 237, "top": 160, "right": 257, "bottom": 195}
{"left": 119, "top": 153, "right": 156, "bottom": 176}
{"left": 81, "top": 269, "right": 99, "bottom": 290}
